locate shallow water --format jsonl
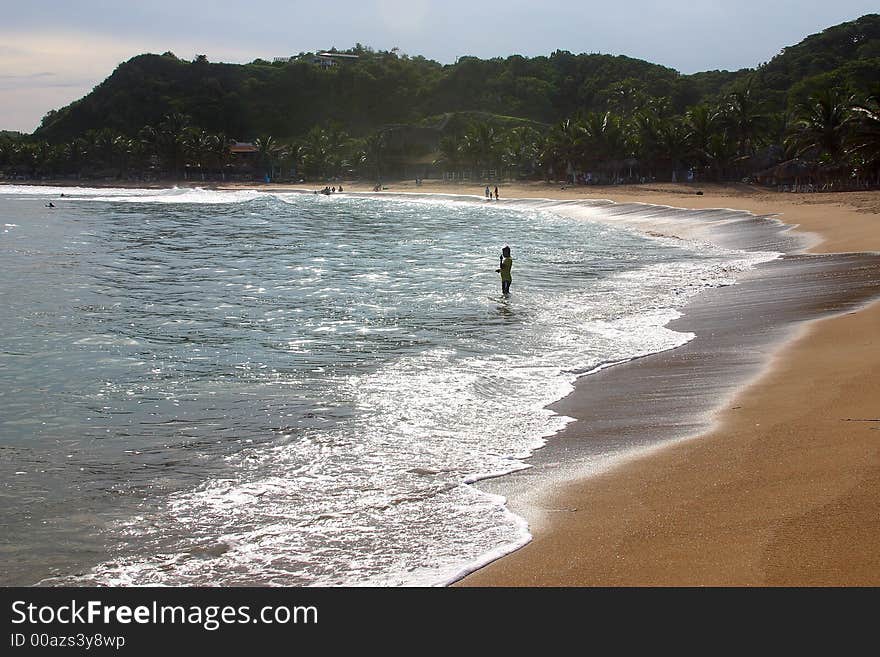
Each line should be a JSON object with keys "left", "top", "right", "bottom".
{"left": 0, "top": 186, "right": 777, "bottom": 585}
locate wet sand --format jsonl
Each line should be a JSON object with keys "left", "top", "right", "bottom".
{"left": 458, "top": 299, "right": 880, "bottom": 586}
{"left": 427, "top": 182, "right": 880, "bottom": 586}
{"left": 319, "top": 179, "right": 880, "bottom": 586}
{"left": 458, "top": 254, "right": 880, "bottom": 585}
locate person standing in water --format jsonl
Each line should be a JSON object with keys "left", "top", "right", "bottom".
{"left": 496, "top": 245, "right": 513, "bottom": 295}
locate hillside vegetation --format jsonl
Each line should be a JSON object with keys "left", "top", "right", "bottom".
{"left": 1, "top": 14, "right": 878, "bottom": 187}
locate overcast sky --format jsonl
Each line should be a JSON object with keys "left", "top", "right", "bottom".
{"left": 1, "top": 1, "right": 877, "bottom": 133}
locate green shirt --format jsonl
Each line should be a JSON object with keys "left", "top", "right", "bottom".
{"left": 499, "top": 256, "right": 513, "bottom": 282}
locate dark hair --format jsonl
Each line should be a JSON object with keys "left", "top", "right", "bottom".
{"left": 502, "top": 245, "right": 511, "bottom": 257}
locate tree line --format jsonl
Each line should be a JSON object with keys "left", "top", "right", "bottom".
{"left": 524, "top": 86, "right": 880, "bottom": 188}
{"left": 1, "top": 14, "right": 878, "bottom": 188}
{"left": 2, "top": 84, "right": 877, "bottom": 188}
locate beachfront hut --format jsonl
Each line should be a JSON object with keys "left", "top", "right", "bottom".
{"left": 755, "top": 158, "right": 816, "bottom": 191}
{"left": 228, "top": 142, "right": 259, "bottom": 178}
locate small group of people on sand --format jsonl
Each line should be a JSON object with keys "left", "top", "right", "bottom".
{"left": 484, "top": 185, "right": 500, "bottom": 200}
{"left": 315, "top": 185, "right": 342, "bottom": 195}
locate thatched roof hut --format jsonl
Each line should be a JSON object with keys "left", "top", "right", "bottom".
{"left": 754, "top": 158, "right": 815, "bottom": 185}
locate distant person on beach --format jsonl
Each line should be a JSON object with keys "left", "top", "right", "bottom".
{"left": 494, "top": 186, "right": 499, "bottom": 200}
{"left": 495, "top": 245, "right": 513, "bottom": 295}
{"left": 485, "top": 185, "right": 491, "bottom": 199}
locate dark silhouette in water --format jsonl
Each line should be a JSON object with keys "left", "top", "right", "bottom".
{"left": 496, "top": 245, "right": 512, "bottom": 295}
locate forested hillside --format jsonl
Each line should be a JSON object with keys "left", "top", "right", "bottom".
{"left": 32, "top": 50, "right": 712, "bottom": 142}
{"left": 1, "top": 14, "right": 878, "bottom": 187}
{"left": 31, "top": 14, "right": 879, "bottom": 143}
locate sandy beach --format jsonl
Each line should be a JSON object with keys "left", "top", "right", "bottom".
{"left": 458, "top": 300, "right": 880, "bottom": 586}
{"left": 7, "top": 178, "right": 879, "bottom": 585}
{"left": 347, "top": 180, "right": 880, "bottom": 586}
{"left": 404, "top": 181, "right": 878, "bottom": 586}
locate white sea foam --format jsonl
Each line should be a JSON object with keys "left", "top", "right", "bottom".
{"left": 84, "top": 187, "right": 268, "bottom": 204}
{"left": 0, "top": 184, "right": 270, "bottom": 205}
{"left": 0, "top": 184, "right": 164, "bottom": 197}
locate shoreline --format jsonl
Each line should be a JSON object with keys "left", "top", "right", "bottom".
{"left": 458, "top": 298, "right": 880, "bottom": 585}
{"left": 458, "top": 256, "right": 880, "bottom": 585}
{"left": 7, "top": 177, "right": 880, "bottom": 251}
{"left": 6, "top": 179, "right": 880, "bottom": 585}
{"left": 296, "top": 181, "right": 880, "bottom": 584}
{"left": 447, "top": 184, "right": 880, "bottom": 586}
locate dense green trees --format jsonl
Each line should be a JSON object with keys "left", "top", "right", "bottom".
{"left": 426, "top": 86, "right": 879, "bottom": 187}
{"left": 851, "top": 97, "right": 880, "bottom": 172}
{"left": 1, "top": 14, "right": 878, "bottom": 187}
{"left": 38, "top": 16, "right": 879, "bottom": 146}
{"left": 4, "top": 88, "right": 876, "bottom": 187}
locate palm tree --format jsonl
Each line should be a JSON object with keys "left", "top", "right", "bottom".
{"left": 580, "top": 111, "right": 629, "bottom": 182}
{"left": 760, "top": 109, "right": 797, "bottom": 170}
{"left": 278, "top": 141, "right": 304, "bottom": 181}
{"left": 789, "top": 88, "right": 855, "bottom": 161}
{"left": 207, "top": 133, "right": 233, "bottom": 180}
{"left": 721, "top": 86, "right": 768, "bottom": 164}
{"left": 12, "top": 142, "right": 35, "bottom": 177}
{"left": 182, "top": 129, "right": 212, "bottom": 180}
{"left": 32, "top": 141, "right": 61, "bottom": 178}
{"left": 849, "top": 95, "right": 880, "bottom": 184}
{"left": 301, "top": 126, "right": 332, "bottom": 180}
{"left": 436, "top": 134, "right": 464, "bottom": 172}
{"left": 788, "top": 88, "right": 855, "bottom": 186}
{"left": 631, "top": 110, "right": 662, "bottom": 180}
{"left": 90, "top": 128, "right": 118, "bottom": 171}
{"left": 63, "top": 138, "right": 88, "bottom": 178}
{"left": 655, "top": 118, "right": 690, "bottom": 182}
{"left": 685, "top": 104, "right": 720, "bottom": 176}
{"left": 500, "top": 126, "right": 542, "bottom": 178}
{"left": 579, "top": 112, "right": 608, "bottom": 175}
{"left": 542, "top": 118, "right": 584, "bottom": 182}
{"left": 321, "top": 125, "right": 350, "bottom": 179}
{"left": 253, "top": 135, "right": 278, "bottom": 180}
{"left": 702, "top": 132, "right": 738, "bottom": 182}
{"left": 111, "top": 136, "right": 135, "bottom": 178}
{"left": 137, "top": 125, "right": 159, "bottom": 177}
{"left": 358, "top": 131, "right": 387, "bottom": 183}
{"left": 156, "top": 113, "right": 191, "bottom": 178}
{"left": 0, "top": 138, "right": 12, "bottom": 172}
{"left": 460, "top": 122, "right": 502, "bottom": 175}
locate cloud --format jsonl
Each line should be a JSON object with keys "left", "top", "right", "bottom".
{"left": 0, "top": 29, "right": 259, "bottom": 132}
{"left": 375, "top": 0, "right": 430, "bottom": 35}
{"left": 0, "top": 30, "right": 134, "bottom": 83}
{"left": 0, "top": 72, "right": 56, "bottom": 80}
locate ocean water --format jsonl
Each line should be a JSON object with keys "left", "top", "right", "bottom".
{"left": 0, "top": 185, "right": 777, "bottom": 586}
